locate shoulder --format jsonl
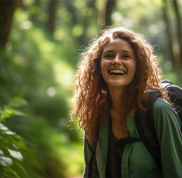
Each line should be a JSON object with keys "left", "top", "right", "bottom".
{"left": 153, "top": 98, "right": 181, "bottom": 138}
{"left": 153, "top": 97, "right": 178, "bottom": 118}
{"left": 152, "top": 99, "right": 182, "bottom": 177}
{"left": 153, "top": 97, "right": 173, "bottom": 112}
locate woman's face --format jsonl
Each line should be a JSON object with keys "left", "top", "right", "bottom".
{"left": 100, "top": 38, "right": 136, "bottom": 90}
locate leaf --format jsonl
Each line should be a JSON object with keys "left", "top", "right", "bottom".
{"left": 12, "top": 109, "right": 25, "bottom": 117}
{"left": 14, "top": 161, "right": 27, "bottom": 176}
{"left": 4, "top": 130, "right": 16, "bottom": 135}
{"left": 1, "top": 166, "right": 20, "bottom": 178}
{"left": 14, "top": 140, "right": 26, "bottom": 149}
{"left": 0, "top": 123, "right": 8, "bottom": 131}
{"left": 7, "top": 149, "right": 23, "bottom": 161}
{"left": 0, "top": 109, "right": 14, "bottom": 121}
{"left": 0, "top": 156, "right": 13, "bottom": 167}
{"left": 9, "top": 97, "right": 28, "bottom": 107}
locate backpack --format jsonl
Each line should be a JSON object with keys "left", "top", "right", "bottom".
{"left": 135, "top": 79, "right": 182, "bottom": 170}
{"left": 88, "top": 80, "right": 182, "bottom": 176}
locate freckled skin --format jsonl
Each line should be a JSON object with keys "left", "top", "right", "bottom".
{"left": 100, "top": 38, "right": 137, "bottom": 91}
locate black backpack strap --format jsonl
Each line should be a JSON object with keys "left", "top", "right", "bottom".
{"left": 135, "top": 92, "right": 162, "bottom": 170}
{"left": 139, "top": 111, "right": 157, "bottom": 148}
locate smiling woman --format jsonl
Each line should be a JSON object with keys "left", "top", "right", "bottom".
{"left": 100, "top": 38, "right": 136, "bottom": 89}
{"left": 71, "top": 26, "right": 182, "bottom": 177}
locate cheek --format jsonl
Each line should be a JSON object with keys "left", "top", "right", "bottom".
{"left": 100, "top": 63, "right": 109, "bottom": 82}
{"left": 100, "top": 60, "right": 109, "bottom": 73}
{"left": 127, "top": 60, "right": 136, "bottom": 78}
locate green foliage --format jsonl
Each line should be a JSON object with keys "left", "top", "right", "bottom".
{"left": 5, "top": 112, "right": 84, "bottom": 177}
{"left": 0, "top": 98, "right": 27, "bottom": 178}
{"left": 3, "top": 0, "right": 182, "bottom": 177}
{"left": 0, "top": 7, "right": 84, "bottom": 177}
{"left": 0, "top": 95, "right": 80, "bottom": 178}
{"left": 3, "top": 8, "right": 75, "bottom": 129}
{"left": 163, "top": 69, "right": 182, "bottom": 87}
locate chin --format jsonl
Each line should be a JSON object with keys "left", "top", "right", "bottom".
{"left": 109, "top": 83, "right": 127, "bottom": 88}
{"left": 107, "top": 80, "right": 133, "bottom": 88}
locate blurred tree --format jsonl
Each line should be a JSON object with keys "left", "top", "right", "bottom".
{"left": 98, "top": 0, "right": 107, "bottom": 30}
{"left": 105, "top": 0, "right": 116, "bottom": 26}
{"left": 162, "top": 0, "right": 176, "bottom": 68}
{"left": 97, "top": 0, "right": 117, "bottom": 29}
{"left": 0, "top": 7, "right": 80, "bottom": 177}
{"left": 173, "top": 0, "right": 182, "bottom": 68}
{"left": 45, "top": 0, "right": 58, "bottom": 34}
{"left": 17, "top": 0, "right": 27, "bottom": 10}
{"left": 0, "top": 0, "right": 18, "bottom": 48}
{"left": 79, "top": 0, "right": 97, "bottom": 45}
{"left": 65, "top": 0, "right": 77, "bottom": 24}
{"left": 30, "top": 0, "right": 41, "bottom": 23}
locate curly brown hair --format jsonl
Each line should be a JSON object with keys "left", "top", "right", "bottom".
{"left": 71, "top": 26, "right": 169, "bottom": 144}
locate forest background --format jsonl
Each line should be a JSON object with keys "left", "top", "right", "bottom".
{"left": 0, "top": 0, "right": 182, "bottom": 177}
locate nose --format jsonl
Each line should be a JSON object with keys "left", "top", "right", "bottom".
{"left": 112, "top": 55, "right": 122, "bottom": 65}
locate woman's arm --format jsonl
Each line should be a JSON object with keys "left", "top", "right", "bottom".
{"left": 153, "top": 98, "right": 182, "bottom": 177}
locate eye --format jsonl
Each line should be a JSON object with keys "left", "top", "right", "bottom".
{"left": 123, "top": 55, "right": 131, "bottom": 59}
{"left": 105, "top": 54, "right": 113, "bottom": 58}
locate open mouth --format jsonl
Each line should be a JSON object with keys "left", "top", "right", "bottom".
{"left": 109, "top": 69, "right": 126, "bottom": 75}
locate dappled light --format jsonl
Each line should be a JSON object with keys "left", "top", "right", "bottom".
{"left": 148, "top": 24, "right": 159, "bottom": 34}
{"left": 122, "top": 18, "right": 133, "bottom": 28}
{"left": 164, "top": 61, "right": 173, "bottom": 71}
{"left": 0, "top": 0, "right": 182, "bottom": 177}
{"left": 5, "top": 42, "right": 12, "bottom": 51}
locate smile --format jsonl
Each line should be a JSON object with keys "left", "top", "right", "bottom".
{"left": 109, "top": 69, "right": 126, "bottom": 75}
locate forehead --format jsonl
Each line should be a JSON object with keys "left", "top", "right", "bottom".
{"left": 103, "top": 38, "right": 134, "bottom": 53}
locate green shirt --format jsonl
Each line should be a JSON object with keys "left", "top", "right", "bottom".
{"left": 83, "top": 98, "right": 182, "bottom": 177}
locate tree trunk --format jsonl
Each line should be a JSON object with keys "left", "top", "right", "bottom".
{"left": 173, "top": 0, "right": 182, "bottom": 68}
{"left": 105, "top": 0, "right": 116, "bottom": 26}
{"left": 98, "top": 0, "right": 108, "bottom": 30}
{"left": 79, "top": 0, "right": 97, "bottom": 45}
{"left": 0, "top": 0, "right": 18, "bottom": 48}
{"left": 98, "top": 0, "right": 116, "bottom": 30}
{"left": 65, "top": 1, "right": 77, "bottom": 24}
{"left": 30, "top": 0, "right": 41, "bottom": 23}
{"left": 17, "top": 0, "right": 27, "bottom": 10}
{"left": 45, "top": 0, "right": 58, "bottom": 35}
{"left": 162, "top": 0, "right": 176, "bottom": 68}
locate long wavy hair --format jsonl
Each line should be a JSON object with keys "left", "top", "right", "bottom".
{"left": 71, "top": 26, "right": 169, "bottom": 144}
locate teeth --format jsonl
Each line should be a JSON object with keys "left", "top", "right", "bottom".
{"left": 109, "top": 70, "right": 125, "bottom": 74}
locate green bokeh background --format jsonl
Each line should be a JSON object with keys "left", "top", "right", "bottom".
{"left": 0, "top": 0, "right": 182, "bottom": 177}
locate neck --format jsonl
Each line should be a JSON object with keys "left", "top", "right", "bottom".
{"left": 108, "top": 86, "right": 127, "bottom": 113}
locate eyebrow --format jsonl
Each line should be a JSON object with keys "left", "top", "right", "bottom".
{"left": 103, "top": 50, "right": 133, "bottom": 55}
